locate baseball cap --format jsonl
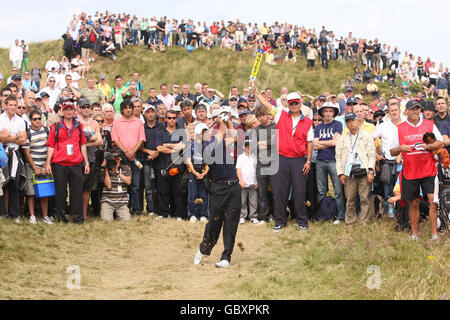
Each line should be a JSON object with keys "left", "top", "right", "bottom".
{"left": 406, "top": 99, "right": 421, "bottom": 110}
{"left": 39, "top": 92, "right": 50, "bottom": 98}
{"left": 229, "top": 95, "right": 239, "bottom": 101}
{"left": 354, "top": 94, "right": 363, "bottom": 100}
{"left": 318, "top": 95, "right": 326, "bottom": 101}
{"left": 99, "top": 75, "right": 106, "bottom": 80}
{"left": 345, "top": 112, "right": 357, "bottom": 121}
{"left": 220, "top": 106, "right": 231, "bottom": 114}
{"left": 346, "top": 97, "right": 358, "bottom": 105}
{"left": 345, "top": 87, "right": 354, "bottom": 92}
{"left": 172, "top": 105, "right": 182, "bottom": 112}
{"left": 244, "top": 138, "right": 251, "bottom": 145}
{"left": 239, "top": 109, "right": 250, "bottom": 117}
{"left": 421, "top": 100, "right": 435, "bottom": 112}
{"left": 78, "top": 98, "right": 90, "bottom": 107}
{"left": 61, "top": 99, "right": 75, "bottom": 110}
{"left": 238, "top": 101, "right": 249, "bottom": 109}
{"left": 287, "top": 92, "right": 302, "bottom": 104}
{"left": 11, "top": 74, "right": 22, "bottom": 81}
{"left": 194, "top": 123, "right": 209, "bottom": 135}
{"left": 144, "top": 105, "right": 156, "bottom": 112}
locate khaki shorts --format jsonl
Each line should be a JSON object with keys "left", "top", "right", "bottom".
{"left": 24, "top": 164, "right": 41, "bottom": 196}
{"left": 100, "top": 202, "right": 131, "bottom": 222}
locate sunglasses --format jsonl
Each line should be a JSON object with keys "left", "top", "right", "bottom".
{"left": 81, "top": 105, "right": 91, "bottom": 109}
{"left": 48, "top": 80, "right": 55, "bottom": 82}
{"left": 289, "top": 102, "right": 300, "bottom": 106}
{"left": 18, "top": 107, "right": 26, "bottom": 110}
{"left": 2, "top": 94, "right": 11, "bottom": 97}
{"left": 313, "top": 119, "right": 322, "bottom": 121}
{"left": 95, "top": 119, "right": 104, "bottom": 123}
{"left": 167, "top": 117, "right": 177, "bottom": 120}
{"left": 248, "top": 99, "right": 256, "bottom": 102}
{"left": 31, "top": 117, "right": 41, "bottom": 121}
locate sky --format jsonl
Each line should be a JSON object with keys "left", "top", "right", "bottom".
{"left": 2, "top": 0, "right": 449, "bottom": 66}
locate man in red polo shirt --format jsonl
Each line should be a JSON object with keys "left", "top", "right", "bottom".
{"left": 253, "top": 85, "right": 313, "bottom": 232}
{"left": 46, "top": 99, "right": 89, "bottom": 224}
{"left": 390, "top": 99, "right": 444, "bottom": 241}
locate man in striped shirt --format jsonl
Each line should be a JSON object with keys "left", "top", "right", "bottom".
{"left": 22, "top": 110, "right": 53, "bottom": 224}
{"left": 100, "top": 147, "right": 132, "bottom": 221}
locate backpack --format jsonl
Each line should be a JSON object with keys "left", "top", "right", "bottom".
{"left": 316, "top": 195, "right": 338, "bottom": 221}
{"left": 54, "top": 122, "right": 83, "bottom": 147}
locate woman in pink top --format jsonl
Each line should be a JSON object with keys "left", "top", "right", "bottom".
{"left": 104, "top": 22, "right": 112, "bottom": 41}
{"left": 114, "top": 20, "right": 123, "bottom": 50}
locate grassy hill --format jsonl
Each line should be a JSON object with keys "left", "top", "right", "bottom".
{"left": 0, "top": 40, "right": 447, "bottom": 300}
{"left": 1, "top": 40, "right": 420, "bottom": 100}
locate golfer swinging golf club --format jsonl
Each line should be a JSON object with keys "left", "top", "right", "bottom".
{"left": 193, "top": 109, "right": 241, "bottom": 268}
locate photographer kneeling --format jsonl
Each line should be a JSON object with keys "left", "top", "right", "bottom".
{"left": 100, "top": 147, "right": 132, "bottom": 222}
{"left": 335, "top": 112, "right": 376, "bottom": 224}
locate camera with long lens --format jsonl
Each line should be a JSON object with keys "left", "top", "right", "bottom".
{"left": 104, "top": 151, "right": 121, "bottom": 170}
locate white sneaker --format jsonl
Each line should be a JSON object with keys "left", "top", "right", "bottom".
{"left": 411, "top": 234, "right": 419, "bottom": 241}
{"left": 193, "top": 248, "right": 204, "bottom": 265}
{"left": 200, "top": 216, "right": 208, "bottom": 222}
{"left": 333, "top": 219, "right": 341, "bottom": 225}
{"left": 256, "top": 220, "right": 266, "bottom": 225}
{"left": 215, "top": 260, "right": 230, "bottom": 268}
{"left": 190, "top": 216, "right": 197, "bottom": 223}
{"left": 431, "top": 234, "right": 440, "bottom": 242}
{"left": 49, "top": 216, "right": 55, "bottom": 222}
{"left": 148, "top": 212, "right": 155, "bottom": 216}
{"left": 156, "top": 215, "right": 165, "bottom": 220}
{"left": 29, "top": 215, "right": 37, "bottom": 224}
{"left": 14, "top": 217, "right": 22, "bottom": 224}
{"left": 42, "top": 216, "right": 54, "bottom": 225}
{"left": 176, "top": 217, "right": 183, "bottom": 221}
{"left": 251, "top": 218, "right": 260, "bottom": 224}
{"left": 239, "top": 218, "right": 246, "bottom": 225}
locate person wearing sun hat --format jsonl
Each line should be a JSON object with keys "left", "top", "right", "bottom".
{"left": 314, "top": 101, "right": 345, "bottom": 224}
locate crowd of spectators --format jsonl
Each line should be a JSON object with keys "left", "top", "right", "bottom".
{"left": 0, "top": 12, "right": 448, "bottom": 265}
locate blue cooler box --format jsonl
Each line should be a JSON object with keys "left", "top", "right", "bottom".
{"left": 33, "top": 174, "right": 56, "bottom": 198}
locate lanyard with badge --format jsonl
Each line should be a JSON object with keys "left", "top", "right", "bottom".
{"left": 66, "top": 124, "right": 76, "bottom": 156}
{"left": 117, "top": 168, "right": 123, "bottom": 193}
{"left": 345, "top": 130, "right": 361, "bottom": 176}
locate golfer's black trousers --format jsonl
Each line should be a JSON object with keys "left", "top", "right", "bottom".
{"left": 199, "top": 181, "right": 241, "bottom": 262}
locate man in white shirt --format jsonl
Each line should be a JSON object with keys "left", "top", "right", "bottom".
{"left": 0, "top": 96, "right": 27, "bottom": 223}
{"left": 372, "top": 97, "right": 404, "bottom": 217}
{"left": 9, "top": 39, "right": 23, "bottom": 69}
{"left": 40, "top": 76, "right": 61, "bottom": 110}
{"left": 157, "top": 83, "right": 175, "bottom": 110}
{"left": 44, "top": 55, "right": 60, "bottom": 73}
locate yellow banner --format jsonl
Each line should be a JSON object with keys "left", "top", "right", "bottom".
{"left": 250, "top": 49, "right": 264, "bottom": 81}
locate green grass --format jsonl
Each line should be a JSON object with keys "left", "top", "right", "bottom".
{"left": 1, "top": 40, "right": 421, "bottom": 101}
{"left": 0, "top": 39, "right": 446, "bottom": 300}
{"left": 0, "top": 215, "right": 447, "bottom": 300}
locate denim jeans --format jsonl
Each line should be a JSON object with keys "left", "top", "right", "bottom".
{"left": 131, "top": 29, "right": 138, "bottom": 44}
{"left": 188, "top": 173, "right": 208, "bottom": 218}
{"left": 316, "top": 159, "right": 345, "bottom": 220}
{"left": 128, "top": 160, "right": 142, "bottom": 214}
{"left": 143, "top": 163, "right": 155, "bottom": 213}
